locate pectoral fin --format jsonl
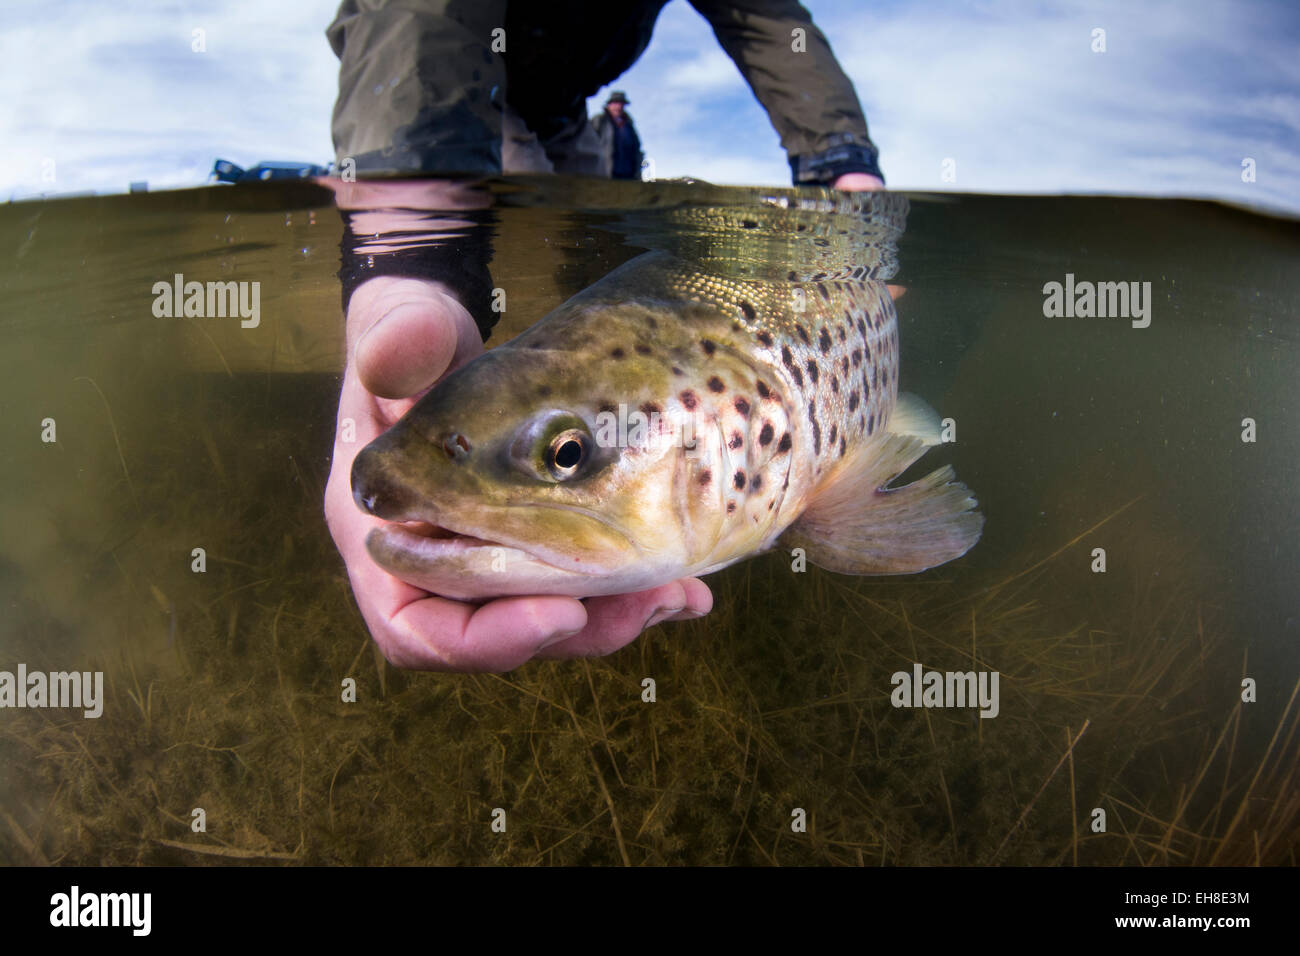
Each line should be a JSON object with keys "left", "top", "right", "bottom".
{"left": 780, "top": 429, "right": 983, "bottom": 575}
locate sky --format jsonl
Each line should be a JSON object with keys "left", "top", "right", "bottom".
{"left": 3, "top": 0, "right": 1298, "bottom": 214}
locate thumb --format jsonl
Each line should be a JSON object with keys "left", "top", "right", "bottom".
{"left": 350, "top": 278, "right": 482, "bottom": 399}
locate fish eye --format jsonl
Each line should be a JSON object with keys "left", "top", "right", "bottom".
{"left": 547, "top": 429, "right": 589, "bottom": 480}
{"left": 509, "top": 412, "right": 600, "bottom": 483}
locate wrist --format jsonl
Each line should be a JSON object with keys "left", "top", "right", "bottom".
{"left": 790, "top": 135, "right": 885, "bottom": 186}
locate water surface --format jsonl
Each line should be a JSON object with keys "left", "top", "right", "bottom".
{"left": 0, "top": 179, "right": 1295, "bottom": 865}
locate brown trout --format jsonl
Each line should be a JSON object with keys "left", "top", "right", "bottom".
{"left": 351, "top": 191, "right": 982, "bottom": 600}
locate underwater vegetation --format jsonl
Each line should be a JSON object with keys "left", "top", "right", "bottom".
{"left": 0, "top": 376, "right": 1293, "bottom": 866}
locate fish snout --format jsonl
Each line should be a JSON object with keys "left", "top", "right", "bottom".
{"left": 351, "top": 444, "right": 423, "bottom": 519}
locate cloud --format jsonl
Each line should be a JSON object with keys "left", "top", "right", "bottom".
{"left": 592, "top": 0, "right": 1300, "bottom": 212}
{"left": 0, "top": 0, "right": 339, "bottom": 197}
{"left": 3, "top": 0, "right": 1296, "bottom": 213}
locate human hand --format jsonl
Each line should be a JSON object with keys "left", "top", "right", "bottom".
{"left": 323, "top": 274, "right": 713, "bottom": 671}
{"left": 832, "top": 172, "right": 886, "bottom": 191}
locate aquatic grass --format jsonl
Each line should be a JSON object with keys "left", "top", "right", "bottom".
{"left": 74, "top": 376, "right": 139, "bottom": 511}
{"left": 0, "top": 375, "right": 1293, "bottom": 866}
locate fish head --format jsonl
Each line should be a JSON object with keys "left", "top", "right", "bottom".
{"left": 351, "top": 337, "right": 701, "bottom": 600}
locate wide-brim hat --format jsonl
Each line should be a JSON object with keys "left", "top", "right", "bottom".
{"left": 605, "top": 91, "right": 630, "bottom": 104}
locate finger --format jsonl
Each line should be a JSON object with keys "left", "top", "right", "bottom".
{"left": 662, "top": 577, "right": 713, "bottom": 621}
{"left": 348, "top": 278, "right": 483, "bottom": 399}
{"left": 385, "top": 594, "right": 589, "bottom": 671}
{"left": 536, "top": 578, "right": 712, "bottom": 659}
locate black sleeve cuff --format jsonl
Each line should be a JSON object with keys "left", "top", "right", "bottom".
{"left": 789, "top": 135, "right": 885, "bottom": 186}
{"left": 337, "top": 209, "right": 500, "bottom": 342}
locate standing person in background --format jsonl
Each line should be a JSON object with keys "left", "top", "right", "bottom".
{"left": 590, "top": 91, "right": 644, "bottom": 180}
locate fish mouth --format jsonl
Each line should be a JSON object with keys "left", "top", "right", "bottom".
{"left": 365, "top": 518, "right": 541, "bottom": 566}
{"left": 363, "top": 515, "right": 639, "bottom": 600}
{"left": 362, "top": 505, "right": 634, "bottom": 595}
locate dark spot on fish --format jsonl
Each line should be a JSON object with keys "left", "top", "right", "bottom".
{"left": 701, "top": 339, "right": 717, "bottom": 356}
{"left": 599, "top": 401, "right": 617, "bottom": 414}
{"left": 729, "top": 431, "right": 743, "bottom": 450}
{"left": 741, "top": 219, "right": 758, "bottom": 229}
{"left": 538, "top": 384, "right": 552, "bottom": 397}
{"left": 817, "top": 283, "right": 830, "bottom": 302}
{"left": 813, "top": 272, "right": 826, "bottom": 281}
{"left": 818, "top": 327, "right": 832, "bottom": 353}
{"left": 857, "top": 317, "right": 867, "bottom": 336}
{"left": 829, "top": 423, "right": 838, "bottom": 447}
{"left": 839, "top": 325, "right": 847, "bottom": 342}
{"left": 698, "top": 469, "right": 712, "bottom": 486}
{"left": 783, "top": 476, "right": 789, "bottom": 490}
{"left": 852, "top": 348, "right": 863, "bottom": 367}
{"left": 756, "top": 331, "right": 774, "bottom": 347}
{"left": 842, "top": 356, "right": 850, "bottom": 375}
{"left": 751, "top": 474, "right": 763, "bottom": 492}
{"left": 733, "top": 470, "right": 745, "bottom": 490}
{"left": 867, "top": 412, "right": 875, "bottom": 435}
{"left": 635, "top": 344, "right": 652, "bottom": 356}
{"left": 708, "top": 376, "right": 726, "bottom": 393}
{"left": 610, "top": 347, "right": 625, "bottom": 359}
{"left": 831, "top": 376, "right": 840, "bottom": 393}
{"left": 839, "top": 436, "right": 847, "bottom": 457}
{"left": 727, "top": 501, "right": 737, "bottom": 514}
{"left": 796, "top": 324, "right": 810, "bottom": 345}
{"left": 767, "top": 499, "right": 774, "bottom": 510}
{"left": 805, "top": 360, "right": 819, "bottom": 383}
{"left": 862, "top": 370, "right": 871, "bottom": 393}
{"left": 777, "top": 432, "right": 792, "bottom": 454}
{"left": 788, "top": 270, "right": 798, "bottom": 281}
{"left": 807, "top": 398, "right": 817, "bottom": 422}
{"left": 872, "top": 366, "right": 879, "bottom": 389}
{"left": 864, "top": 342, "right": 872, "bottom": 360}
{"left": 811, "top": 419, "right": 822, "bottom": 456}
{"left": 759, "top": 422, "right": 774, "bottom": 445}
{"left": 734, "top": 397, "right": 750, "bottom": 417}
{"left": 848, "top": 390, "right": 860, "bottom": 412}
{"left": 739, "top": 301, "right": 756, "bottom": 321}
{"left": 672, "top": 366, "right": 684, "bottom": 376}
{"left": 781, "top": 346, "right": 799, "bottom": 379}
{"left": 883, "top": 368, "right": 890, "bottom": 387}
{"left": 680, "top": 390, "right": 698, "bottom": 410}
{"left": 755, "top": 379, "right": 771, "bottom": 399}
{"left": 646, "top": 316, "right": 658, "bottom": 330}
{"left": 529, "top": 341, "right": 547, "bottom": 350}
